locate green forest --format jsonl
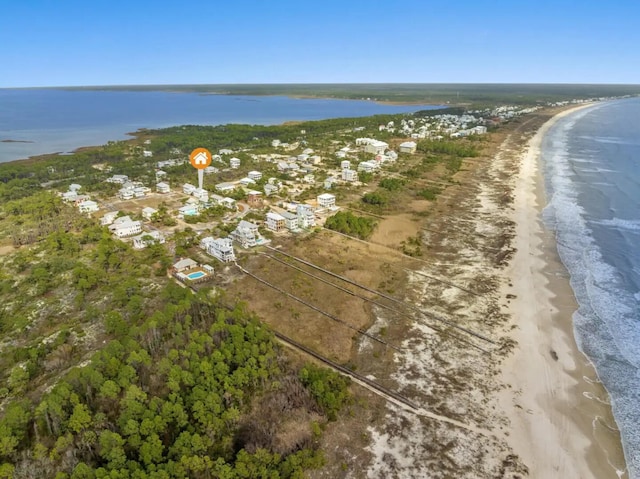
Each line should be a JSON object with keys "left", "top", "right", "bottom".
{"left": 324, "top": 212, "right": 377, "bottom": 240}
{"left": 0, "top": 293, "right": 350, "bottom": 478}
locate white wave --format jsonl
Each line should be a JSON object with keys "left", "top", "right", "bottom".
{"left": 542, "top": 107, "right": 640, "bottom": 478}
{"left": 578, "top": 167, "right": 618, "bottom": 173}
{"left": 594, "top": 218, "right": 640, "bottom": 233}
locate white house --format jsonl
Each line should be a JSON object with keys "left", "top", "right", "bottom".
{"left": 248, "top": 170, "right": 262, "bottom": 181}
{"left": 280, "top": 211, "right": 299, "bottom": 231}
{"left": 183, "top": 183, "right": 196, "bottom": 195}
{"left": 100, "top": 211, "right": 119, "bottom": 226}
{"left": 69, "top": 183, "right": 82, "bottom": 191}
{"left": 297, "top": 204, "right": 316, "bottom": 228}
{"left": 204, "top": 166, "right": 219, "bottom": 174}
{"left": 78, "top": 200, "right": 99, "bottom": 213}
{"left": 133, "top": 187, "right": 146, "bottom": 198}
{"left": 118, "top": 188, "right": 134, "bottom": 200}
{"left": 303, "top": 174, "right": 315, "bottom": 184}
{"left": 231, "top": 221, "right": 260, "bottom": 248}
{"left": 61, "top": 191, "right": 78, "bottom": 202}
{"left": 238, "top": 177, "right": 256, "bottom": 186}
{"left": 172, "top": 257, "right": 198, "bottom": 272}
{"left": 215, "top": 182, "right": 236, "bottom": 193}
{"left": 386, "top": 150, "right": 399, "bottom": 162}
{"left": 368, "top": 140, "right": 388, "bottom": 154}
{"left": 340, "top": 160, "right": 351, "bottom": 170}
{"left": 399, "top": 141, "right": 417, "bottom": 154}
{"left": 358, "top": 161, "right": 377, "bottom": 173}
{"left": 356, "top": 138, "right": 388, "bottom": 155}
{"left": 271, "top": 139, "right": 281, "bottom": 147}
{"left": 132, "top": 231, "right": 165, "bottom": 249}
{"left": 264, "top": 183, "right": 279, "bottom": 196}
{"left": 317, "top": 193, "right": 336, "bottom": 209}
{"left": 277, "top": 161, "right": 290, "bottom": 172}
{"left": 207, "top": 237, "right": 236, "bottom": 262}
{"left": 221, "top": 197, "right": 236, "bottom": 210}
{"left": 72, "top": 194, "right": 90, "bottom": 205}
{"left": 193, "top": 188, "right": 209, "bottom": 202}
{"left": 229, "top": 157, "right": 241, "bottom": 169}
{"left": 109, "top": 218, "right": 142, "bottom": 237}
{"left": 210, "top": 193, "right": 225, "bottom": 205}
{"left": 265, "top": 212, "right": 286, "bottom": 232}
{"left": 219, "top": 148, "right": 234, "bottom": 155}
{"left": 142, "top": 207, "right": 158, "bottom": 221}
{"left": 156, "top": 182, "right": 171, "bottom": 194}
{"left": 342, "top": 169, "right": 359, "bottom": 182}
{"left": 143, "top": 150, "right": 153, "bottom": 158}
{"left": 178, "top": 204, "right": 199, "bottom": 217}
{"left": 324, "top": 177, "right": 338, "bottom": 189}
{"left": 106, "top": 174, "right": 128, "bottom": 184}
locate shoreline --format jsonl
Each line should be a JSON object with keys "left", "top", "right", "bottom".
{"left": 498, "top": 103, "right": 627, "bottom": 478}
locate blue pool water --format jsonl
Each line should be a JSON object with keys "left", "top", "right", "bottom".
{"left": 186, "top": 271, "right": 205, "bottom": 280}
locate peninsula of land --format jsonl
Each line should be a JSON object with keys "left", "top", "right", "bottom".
{"left": 0, "top": 98, "right": 628, "bottom": 478}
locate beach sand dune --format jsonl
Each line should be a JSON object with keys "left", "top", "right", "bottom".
{"left": 358, "top": 106, "right": 627, "bottom": 479}
{"left": 498, "top": 104, "right": 627, "bottom": 479}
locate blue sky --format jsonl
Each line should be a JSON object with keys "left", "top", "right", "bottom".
{"left": 1, "top": 0, "right": 638, "bottom": 87}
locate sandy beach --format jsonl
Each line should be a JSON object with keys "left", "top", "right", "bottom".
{"left": 498, "top": 104, "right": 628, "bottom": 478}
{"left": 211, "top": 103, "right": 629, "bottom": 478}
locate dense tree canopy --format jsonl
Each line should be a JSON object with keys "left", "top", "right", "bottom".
{"left": 324, "top": 211, "right": 377, "bottom": 240}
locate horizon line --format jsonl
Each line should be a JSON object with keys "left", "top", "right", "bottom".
{"left": 3, "top": 81, "right": 640, "bottom": 90}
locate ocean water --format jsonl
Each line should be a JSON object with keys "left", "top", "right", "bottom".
{"left": 541, "top": 98, "right": 640, "bottom": 478}
{"left": 0, "top": 89, "right": 438, "bottom": 163}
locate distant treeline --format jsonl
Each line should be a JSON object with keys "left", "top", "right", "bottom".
{"left": 57, "top": 83, "right": 640, "bottom": 106}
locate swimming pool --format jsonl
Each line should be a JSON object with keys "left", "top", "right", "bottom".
{"left": 186, "top": 271, "right": 206, "bottom": 280}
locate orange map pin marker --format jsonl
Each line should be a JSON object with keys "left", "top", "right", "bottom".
{"left": 190, "top": 148, "right": 212, "bottom": 169}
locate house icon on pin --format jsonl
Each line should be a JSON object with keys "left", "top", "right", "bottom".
{"left": 193, "top": 152, "right": 208, "bottom": 165}
{"left": 189, "top": 148, "right": 212, "bottom": 169}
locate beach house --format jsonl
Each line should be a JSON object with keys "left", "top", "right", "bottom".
{"left": 246, "top": 190, "right": 263, "bottom": 208}
{"left": 297, "top": 204, "right": 316, "bottom": 228}
{"left": 78, "top": 200, "right": 99, "bottom": 213}
{"left": 172, "top": 257, "right": 198, "bottom": 273}
{"left": 178, "top": 204, "right": 199, "bottom": 217}
{"left": 342, "top": 169, "right": 359, "bottom": 182}
{"left": 358, "top": 161, "right": 377, "bottom": 173}
{"left": 156, "top": 182, "right": 171, "bottom": 194}
{"left": 317, "top": 193, "right": 336, "bottom": 209}
{"left": 132, "top": 231, "right": 165, "bottom": 249}
{"left": 221, "top": 197, "right": 236, "bottom": 210}
{"left": 280, "top": 211, "right": 299, "bottom": 231}
{"left": 142, "top": 207, "right": 157, "bottom": 221}
{"left": 109, "top": 217, "right": 142, "bottom": 237}
{"left": 231, "top": 220, "right": 260, "bottom": 248}
{"left": 100, "top": 211, "right": 119, "bottom": 226}
{"left": 264, "top": 183, "right": 279, "bottom": 196}
{"left": 399, "top": 141, "right": 417, "bottom": 154}
{"left": 118, "top": 188, "right": 134, "bottom": 200}
{"left": 201, "top": 237, "right": 236, "bottom": 263}
{"left": 265, "top": 212, "right": 286, "bottom": 232}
